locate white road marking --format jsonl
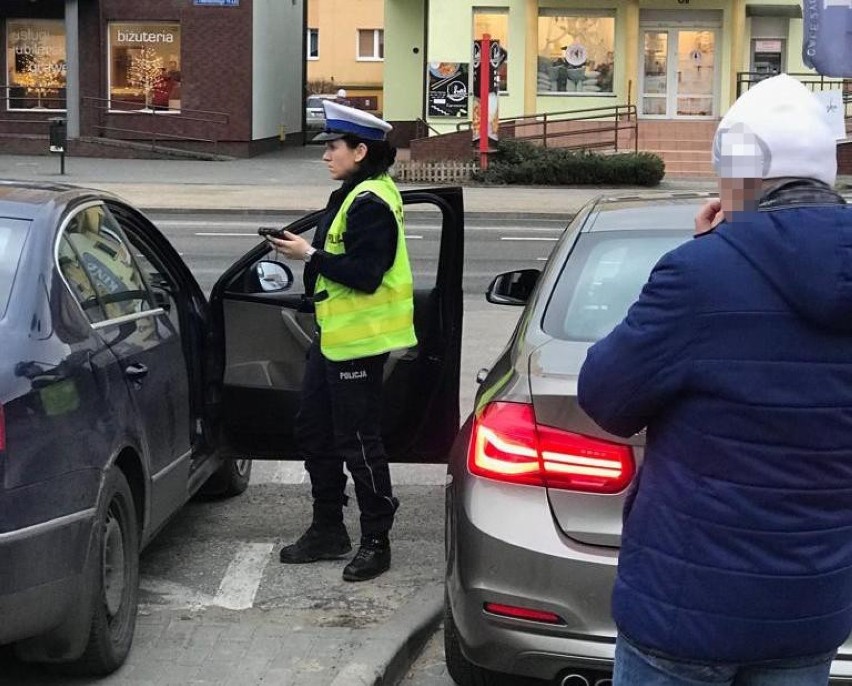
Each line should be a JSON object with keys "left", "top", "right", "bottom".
{"left": 252, "top": 461, "right": 308, "bottom": 484}
{"left": 195, "top": 232, "right": 259, "bottom": 237}
{"left": 212, "top": 543, "right": 274, "bottom": 610}
{"left": 536, "top": 257, "right": 549, "bottom": 261}
{"left": 500, "top": 236, "right": 559, "bottom": 242}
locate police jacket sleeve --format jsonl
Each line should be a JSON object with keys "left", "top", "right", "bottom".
{"left": 311, "top": 193, "right": 398, "bottom": 294}
{"left": 577, "top": 249, "right": 696, "bottom": 438}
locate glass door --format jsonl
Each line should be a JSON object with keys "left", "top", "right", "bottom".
{"left": 641, "top": 31, "right": 668, "bottom": 116}
{"left": 676, "top": 30, "right": 716, "bottom": 117}
{"left": 640, "top": 28, "right": 717, "bottom": 118}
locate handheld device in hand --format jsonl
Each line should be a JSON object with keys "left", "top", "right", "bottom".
{"left": 258, "top": 227, "right": 285, "bottom": 239}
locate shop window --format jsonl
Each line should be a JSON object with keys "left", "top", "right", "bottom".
{"left": 6, "top": 19, "right": 67, "bottom": 111}
{"left": 307, "top": 28, "right": 319, "bottom": 60}
{"left": 537, "top": 11, "right": 615, "bottom": 95}
{"left": 473, "top": 9, "right": 509, "bottom": 92}
{"left": 357, "top": 29, "right": 384, "bottom": 61}
{"left": 108, "top": 22, "right": 181, "bottom": 112}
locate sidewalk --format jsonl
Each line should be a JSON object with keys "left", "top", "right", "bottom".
{"left": 0, "top": 147, "right": 719, "bottom": 218}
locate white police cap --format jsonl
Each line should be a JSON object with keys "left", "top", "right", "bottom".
{"left": 314, "top": 101, "right": 393, "bottom": 142}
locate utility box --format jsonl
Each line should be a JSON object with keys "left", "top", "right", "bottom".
{"left": 49, "top": 118, "right": 67, "bottom": 154}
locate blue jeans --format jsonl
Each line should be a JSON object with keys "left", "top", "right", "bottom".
{"left": 613, "top": 636, "right": 835, "bottom": 686}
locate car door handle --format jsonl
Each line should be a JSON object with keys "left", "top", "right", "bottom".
{"left": 124, "top": 363, "right": 149, "bottom": 382}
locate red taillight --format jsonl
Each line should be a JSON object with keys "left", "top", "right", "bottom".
{"left": 0, "top": 403, "right": 5, "bottom": 452}
{"left": 484, "top": 602, "right": 563, "bottom": 624}
{"left": 468, "top": 402, "right": 634, "bottom": 494}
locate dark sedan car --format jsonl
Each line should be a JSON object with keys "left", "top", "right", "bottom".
{"left": 0, "top": 181, "right": 464, "bottom": 675}
{"left": 444, "top": 192, "right": 852, "bottom": 686}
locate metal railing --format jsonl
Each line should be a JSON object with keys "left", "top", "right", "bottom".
{"left": 736, "top": 71, "right": 850, "bottom": 96}
{"left": 82, "top": 96, "right": 229, "bottom": 153}
{"left": 0, "top": 86, "right": 66, "bottom": 136}
{"left": 455, "top": 104, "right": 638, "bottom": 153}
{"left": 415, "top": 117, "right": 442, "bottom": 138}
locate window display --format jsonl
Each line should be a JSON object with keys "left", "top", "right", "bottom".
{"left": 537, "top": 13, "right": 615, "bottom": 94}
{"left": 6, "top": 19, "right": 66, "bottom": 110}
{"left": 108, "top": 22, "right": 181, "bottom": 111}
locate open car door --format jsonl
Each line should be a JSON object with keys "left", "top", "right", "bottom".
{"left": 209, "top": 187, "right": 464, "bottom": 463}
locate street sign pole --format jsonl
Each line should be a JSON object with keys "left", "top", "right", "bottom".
{"left": 479, "top": 34, "right": 491, "bottom": 171}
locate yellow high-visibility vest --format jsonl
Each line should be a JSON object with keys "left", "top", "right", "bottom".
{"left": 315, "top": 174, "right": 417, "bottom": 361}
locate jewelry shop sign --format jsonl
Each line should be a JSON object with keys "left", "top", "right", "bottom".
{"left": 193, "top": 0, "right": 240, "bottom": 6}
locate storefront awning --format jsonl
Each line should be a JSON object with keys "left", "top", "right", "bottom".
{"left": 746, "top": 4, "right": 802, "bottom": 18}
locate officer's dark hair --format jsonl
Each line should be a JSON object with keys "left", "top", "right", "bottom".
{"left": 341, "top": 134, "right": 397, "bottom": 179}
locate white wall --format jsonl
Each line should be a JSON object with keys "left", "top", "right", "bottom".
{"left": 253, "top": 0, "right": 305, "bottom": 141}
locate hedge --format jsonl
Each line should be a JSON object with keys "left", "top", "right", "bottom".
{"left": 473, "top": 140, "right": 666, "bottom": 187}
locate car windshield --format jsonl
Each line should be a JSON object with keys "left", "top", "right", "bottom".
{"left": 0, "top": 217, "right": 31, "bottom": 318}
{"left": 543, "top": 230, "right": 690, "bottom": 342}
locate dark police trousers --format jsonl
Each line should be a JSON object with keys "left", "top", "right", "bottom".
{"left": 295, "top": 340, "right": 399, "bottom": 536}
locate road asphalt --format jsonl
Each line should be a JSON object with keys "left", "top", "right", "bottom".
{"left": 0, "top": 146, "right": 846, "bottom": 685}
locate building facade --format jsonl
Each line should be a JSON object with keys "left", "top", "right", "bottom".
{"left": 1, "top": 0, "right": 305, "bottom": 157}
{"left": 306, "top": 0, "right": 384, "bottom": 114}
{"left": 386, "top": 0, "right": 817, "bottom": 129}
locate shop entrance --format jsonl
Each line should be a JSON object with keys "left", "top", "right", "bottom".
{"left": 640, "top": 28, "right": 719, "bottom": 118}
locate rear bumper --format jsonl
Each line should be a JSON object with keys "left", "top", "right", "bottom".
{"left": 0, "top": 508, "right": 95, "bottom": 644}
{"left": 446, "top": 475, "right": 852, "bottom": 682}
{"left": 446, "top": 474, "right": 618, "bottom": 681}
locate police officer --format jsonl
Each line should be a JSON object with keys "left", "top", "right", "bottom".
{"left": 266, "top": 102, "right": 415, "bottom": 582}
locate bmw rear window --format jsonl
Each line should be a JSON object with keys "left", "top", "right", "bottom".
{"left": 543, "top": 230, "right": 690, "bottom": 342}
{"left": 0, "top": 217, "right": 31, "bottom": 318}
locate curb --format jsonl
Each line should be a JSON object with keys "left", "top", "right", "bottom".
{"left": 329, "top": 583, "right": 443, "bottom": 686}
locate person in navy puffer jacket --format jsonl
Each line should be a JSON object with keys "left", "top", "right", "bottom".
{"left": 578, "top": 73, "right": 852, "bottom": 685}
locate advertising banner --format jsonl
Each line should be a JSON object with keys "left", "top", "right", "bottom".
{"left": 472, "top": 39, "right": 506, "bottom": 142}
{"left": 802, "top": 0, "right": 852, "bottom": 77}
{"left": 427, "top": 63, "right": 469, "bottom": 118}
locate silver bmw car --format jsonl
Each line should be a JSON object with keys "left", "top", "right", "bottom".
{"left": 444, "top": 192, "right": 852, "bottom": 686}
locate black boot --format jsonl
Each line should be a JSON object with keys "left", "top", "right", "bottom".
{"left": 279, "top": 522, "right": 352, "bottom": 564}
{"left": 342, "top": 535, "right": 391, "bottom": 582}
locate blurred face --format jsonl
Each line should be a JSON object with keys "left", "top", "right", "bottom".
{"left": 719, "top": 177, "right": 762, "bottom": 218}
{"left": 322, "top": 139, "right": 367, "bottom": 181}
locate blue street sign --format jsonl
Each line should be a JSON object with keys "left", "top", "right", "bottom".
{"left": 194, "top": 0, "right": 240, "bottom": 6}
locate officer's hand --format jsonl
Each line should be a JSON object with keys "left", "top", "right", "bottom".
{"left": 267, "top": 231, "right": 312, "bottom": 260}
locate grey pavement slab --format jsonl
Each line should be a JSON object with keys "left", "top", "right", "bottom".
{"left": 0, "top": 484, "right": 445, "bottom": 686}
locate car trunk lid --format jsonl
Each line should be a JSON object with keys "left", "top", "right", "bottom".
{"left": 529, "top": 339, "right": 644, "bottom": 548}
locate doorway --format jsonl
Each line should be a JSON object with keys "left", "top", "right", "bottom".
{"left": 640, "top": 28, "right": 718, "bottom": 118}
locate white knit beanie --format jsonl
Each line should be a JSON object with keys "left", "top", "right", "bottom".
{"left": 712, "top": 74, "right": 837, "bottom": 186}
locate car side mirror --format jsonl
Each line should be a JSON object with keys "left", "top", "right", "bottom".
{"left": 486, "top": 269, "right": 541, "bottom": 306}
{"left": 255, "top": 261, "right": 294, "bottom": 293}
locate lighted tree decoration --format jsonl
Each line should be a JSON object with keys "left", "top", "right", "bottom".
{"left": 18, "top": 54, "right": 63, "bottom": 109}
{"left": 127, "top": 46, "right": 163, "bottom": 109}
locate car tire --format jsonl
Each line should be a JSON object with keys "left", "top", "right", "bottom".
{"left": 72, "top": 468, "right": 139, "bottom": 675}
{"left": 444, "top": 594, "right": 506, "bottom": 686}
{"left": 199, "top": 458, "right": 252, "bottom": 498}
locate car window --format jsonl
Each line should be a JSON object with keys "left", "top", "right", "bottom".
{"left": 0, "top": 217, "right": 31, "bottom": 318}
{"left": 306, "top": 97, "right": 324, "bottom": 108}
{"left": 543, "top": 230, "right": 689, "bottom": 342}
{"left": 61, "top": 205, "right": 154, "bottom": 322}
{"left": 111, "top": 209, "right": 182, "bottom": 332}
{"left": 58, "top": 234, "right": 107, "bottom": 323}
